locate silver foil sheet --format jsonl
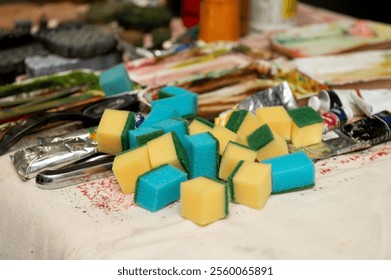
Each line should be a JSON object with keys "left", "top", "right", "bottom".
{"left": 217, "top": 81, "right": 298, "bottom": 125}
{"left": 234, "top": 81, "right": 299, "bottom": 114}
{"left": 10, "top": 137, "right": 98, "bottom": 181}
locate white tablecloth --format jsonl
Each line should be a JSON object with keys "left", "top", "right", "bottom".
{"left": 1, "top": 141, "right": 390, "bottom": 260}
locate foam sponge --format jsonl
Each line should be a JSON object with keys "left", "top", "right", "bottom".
{"left": 152, "top": 118, "right": 188, "bottom": 143}
{"left": 256, "top": 106, "right": 292, "bottom": 141}
{"left": 134, "top": 164, "right": 187, "bottom": 212}
{"left": 247, "top": 124, "right": 288, "bottom": 161}
{"left": 158, "top": 85, "right": 198, "bottom": 113}
{"left": 225, "top": 109, "right": 263, "bottom": 144}
{"left": 152, "top": 88, "right": 198, "bottom": 118}
{"left": 188, "top": 117, "right": 214, "bottom": 135}
{"left": 184, "top": 132, "right": 219, "bottom": 179}
{"left": 262, "top": 151, "right": 315, "bottom": 194}
{"left": 180, "top": 176, "right": 228, "bottom": 226}
{"left": 147, "top": 132, "right": 189, "bottom": 173}
{"left": 128, "top": 127, "right": 164, "bottom": 148}
{"left": 99, "top": 63, "right": 133, "bottom": 96}
{"left": 112, "top": 145, "right": 152, "bottom": 194}
{"left": 210, "top": 124, "right": 240, "bottom": 155}
{"left": 219, "top": 141, "right": 257, "bottom": 181}
{"left": 228, "top": 161, "right": 271, "bottom": 209}
{"left": 288, "top": 106, "right": 323, "bottom": 148}
{"left": 138, "top": 104, "right": 180, "bottom": 129}
{"left": 96, "top": 109, "right": 135, "bottom": 155}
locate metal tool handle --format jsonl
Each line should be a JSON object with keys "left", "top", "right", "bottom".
{"left": 36, "top": 154, "right": 114, "bottom": 190}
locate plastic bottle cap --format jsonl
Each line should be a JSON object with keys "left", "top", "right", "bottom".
{"left": 308, "top": 96, "right": 321, "bottom": 112}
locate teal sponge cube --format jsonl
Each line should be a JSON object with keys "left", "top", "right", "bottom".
{"left": 99, "top": 64, "right": 133, "bottom": 96}
{"left": 152, "top": 88, "right": 198, "bottom": 118}
{"left": 184, "top": 132, "right": 219, "bottom": 179}
{"left": 138, "top": 104, "right": 180, "bottom": 129}
{"left": 152, "top": 118, "right": 188, "bottom": 143}
{"left": 262, "top": 151, "right": 315, "bottom": 194}
{"left": 158, "top": 86, "right": 198, "bottom": 113}
{"left": 128, "top": 127, "right": 164, "bottom": 148}
{"left": 134, "top": 164, "right": 187, "bottom": 212}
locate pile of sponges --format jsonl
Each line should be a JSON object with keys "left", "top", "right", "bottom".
{"left": 96, "top": 85, "right": 323, "bottom": 226}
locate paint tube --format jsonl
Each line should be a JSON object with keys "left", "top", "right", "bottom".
{"left": 321, "top": 106, "right": 353, "bottom": 132}
{"left": 308, "top": 89, "right": 373, "bottom": 117}
{"left": 340, "top": 110, "right": 391, "bottom": 147}
{"left": 291, "top": 110, "right": 391, "bottom": 161}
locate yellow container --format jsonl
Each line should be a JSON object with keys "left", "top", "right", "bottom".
{"left": 199, "top": 0, "right": 240, "bottom": 42}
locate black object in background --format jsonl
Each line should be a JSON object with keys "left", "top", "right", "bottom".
{"left": 301, "top": 0, "right": 391, "bottom": 24}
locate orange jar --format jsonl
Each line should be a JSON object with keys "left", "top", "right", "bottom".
{"left": 198, "top": 0, "right": 240, "bottom": 42}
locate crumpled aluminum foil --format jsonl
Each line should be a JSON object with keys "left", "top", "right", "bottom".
{"left": 235, "top": 81, "right": 299, "bottom": 113}
{"left": 216, "top": 81, "right": 298, "bottom": 125}
{"left": 10, "top": 137, "right": 98, "bottom": 181}
{"left": 37, "top": 126, "right": 97, "bottom": 145}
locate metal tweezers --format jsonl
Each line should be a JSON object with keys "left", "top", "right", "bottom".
{"left": 35, "top": 153, "right": 114, "bottom": 190}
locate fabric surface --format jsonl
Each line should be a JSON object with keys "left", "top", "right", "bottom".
{"left": 0, "top": 141, "right": 390, "bottom": 260}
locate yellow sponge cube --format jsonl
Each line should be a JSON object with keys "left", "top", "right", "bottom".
{"left": 225, "top": 110, "right": 263, "bottom": 145}
{"left": 228, "top": 161, "right": 271, "bottom": 210}
{"left": 210, "top": 124, "right": 240, "bottom": 155}
{"left": 288, "top": 106, "right": 323, "bottom": 148}
{"left": 256, "top": 106, "right": 292, "bottom": 141}
{"left": 247, "top": 124, "right": 288, "bottom": 161}
{"left": 188, "top": 117, "right": 214, "bottom": 135}
{"left": 219, "top": 141, "right": 257, "bottom": 181}
{"left": 112, "top": 145, "right": 152, "bottom": 194}
{"left": 147, "top": 132, "right": 189, "bottom": 173}
{"left": 96, "top": 109, "right": 135, "bottom": 155}
{"left": 181, "top": 177, "right": 228, "bottom": 226}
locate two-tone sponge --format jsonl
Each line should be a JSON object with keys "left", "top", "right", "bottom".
{"left": 288, "top": 106, "right": 323, "bottom": 148}
{"left": 184, "top": 132, "right": 219, "bottom": 179}
{"left": 152, "top": 85, "right": 198, "bottom": 118}
{"left": 147, "top": 132, "right": 189, "bottom": 173}
{"left": 128, "top": 127, "right": 164, "bottom": 148}
{"left": 181, "top": 177, "right": 229, "bottom": 226}
{"left": 188, "top": 117, "right": 214, "bottom": 135}
{"left": 247, "top": 124, "right": 288, "bottom": 161}
{"left": 262, "top": 151, "right": 315, "bottom": 194}
{"left": 138, "top": 104, "right": 180, "bottom": 129}
{"left": 225, "top": 109, "right": 263, "bottom": 144}
{"left": 218, "top": 141, "right": 257, "bottom": 181}
{"left": 112, "top": 145, "right": 152, "bottom": 194}
{"left": 96, "top": 109, "right": 135, "bottom": 155}
{"left": 135, "top": 164, "right": 187, "bottom": 212}
{"left": 256, "top": 106, "right": 292, "bottom": 141}
{"left": 228, "top": 161, "right": 271, "bottom": 210}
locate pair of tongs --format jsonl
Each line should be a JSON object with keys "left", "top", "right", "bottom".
{"left": 36, "top": 153, "right": 114, "bottom": 190}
